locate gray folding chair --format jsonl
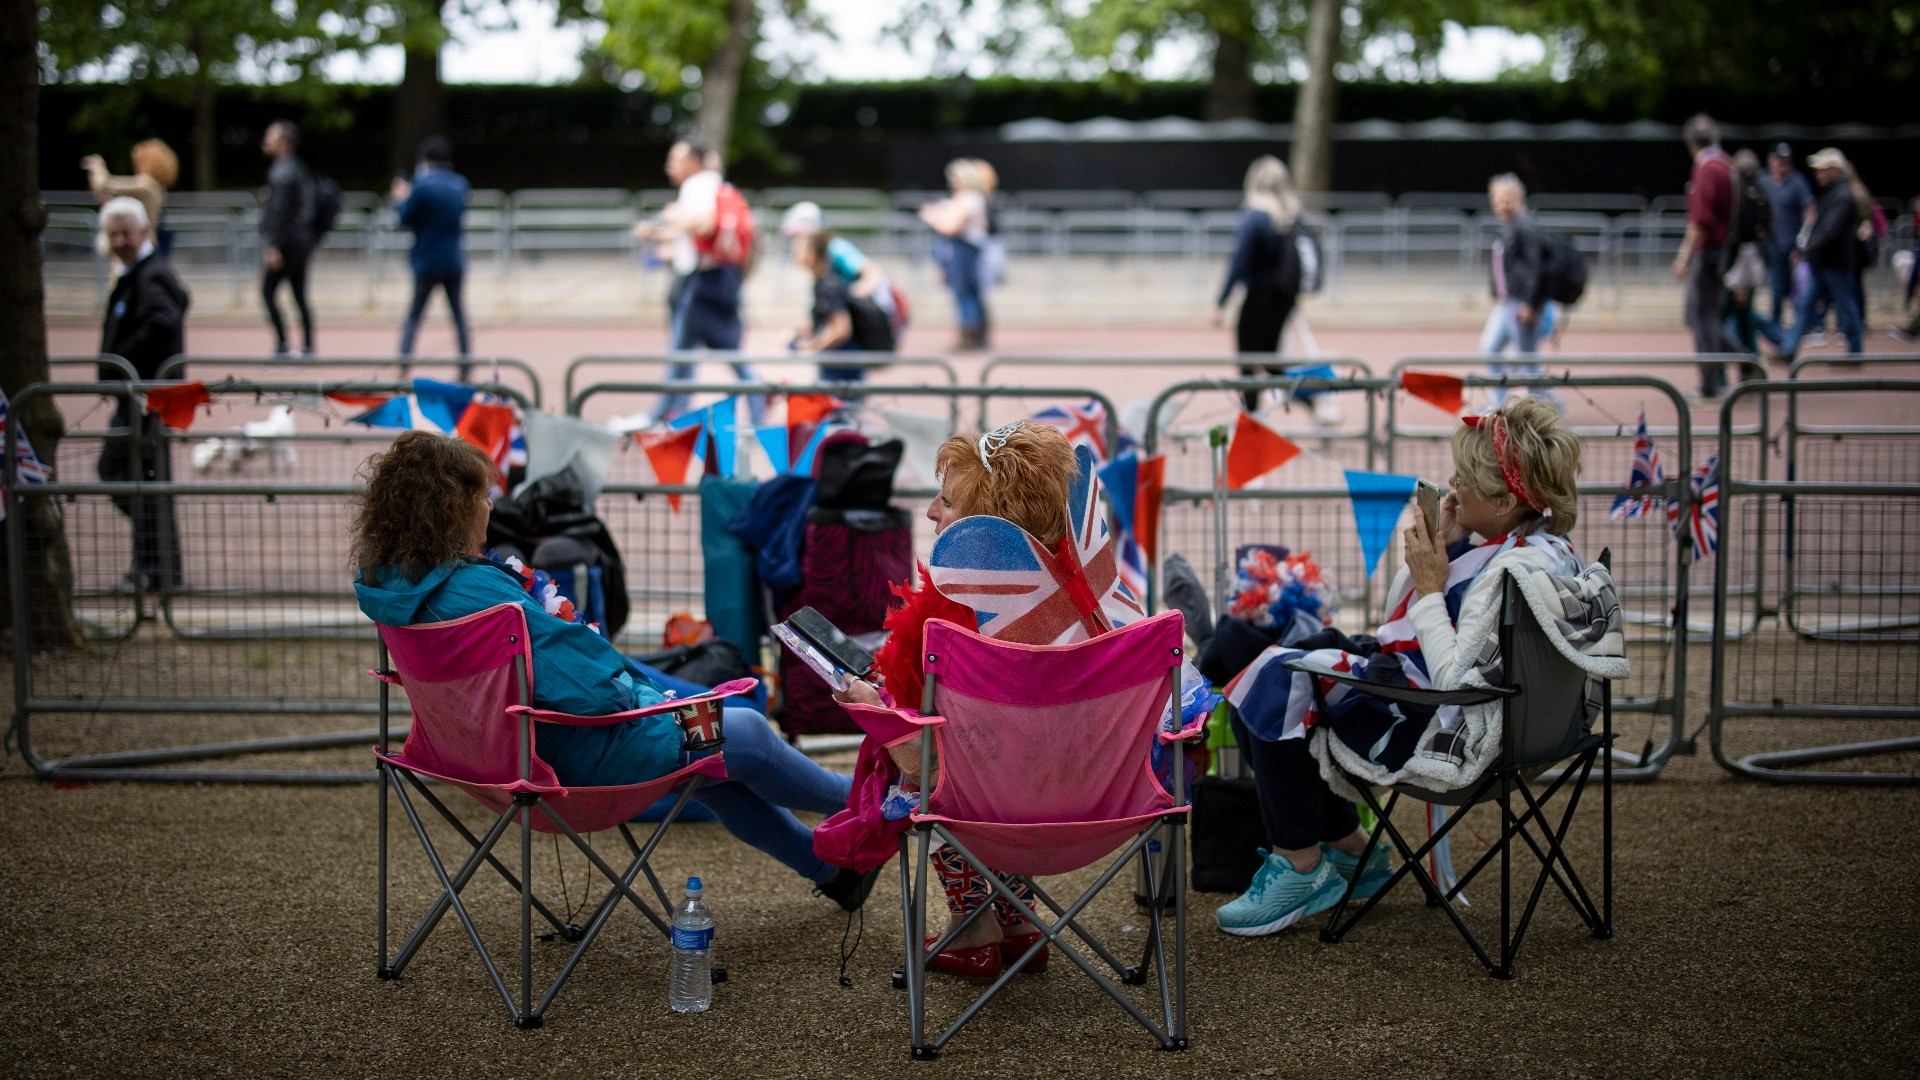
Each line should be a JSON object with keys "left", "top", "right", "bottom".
{"left": 1283, "top": 553, "right": 1614, "bottom": 978}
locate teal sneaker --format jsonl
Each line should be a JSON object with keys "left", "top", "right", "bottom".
{"left": 1322, "top": 843, "right": 1394, "bottom": 902}
{"left": 1214, "top": 848, "right": 1345, "bottom": 937}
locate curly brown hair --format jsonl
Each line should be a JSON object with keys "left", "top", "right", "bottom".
{"left": 933, "top": 422, "right": 1079, "bottom": 545}
{"left": 350, "top": 431, "right": 494, "bottom": 583}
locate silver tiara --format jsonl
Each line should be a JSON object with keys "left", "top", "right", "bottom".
{"left": 977, "top": 421, "right": 1025, "bottom": 473}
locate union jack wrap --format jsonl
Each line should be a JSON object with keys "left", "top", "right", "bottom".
{"left": 929, "top": 444, "right": 1143, "bottom": 645}
{"left": 675, "top": 696, "right": 725, "bottom": 751}
{"left": 1608, "top": 407, "right": 1666, "bottom": 520}
{"left": 0, "top": 389, "right": 52, "bottom": 522}
{"left": 1029, "top": 400, "right": 1109, "bottom": 462}
{"left": 1668, "top": 453, "right": 1719, "bottom": 562}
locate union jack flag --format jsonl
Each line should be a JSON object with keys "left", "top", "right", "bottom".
{"left": 1669, "top": 454, "right": 1719, "bottom": 562}
{"left": 930, "top": 445, "right": 1142, "bottom": 645}
{"left": 676, "top": 696, "right": 724, "bottom": 751}
{"left": 1608, "top": 407, "right": 1666, "bottom": 520}
{"left": 1030, "top": 400, "right": 1109, "bottom": 462}
{"left": 1117, "top": 529, "right": 1148, "bottom": 605}
{"left": 0, "top": 389, "right": 52, "bottom": 485}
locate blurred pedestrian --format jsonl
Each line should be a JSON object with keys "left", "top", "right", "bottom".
{"left": 1772, "top": 148, "right": 1864, "bottom": 360}
{"left": 1672, "top": 114, "right": 1741, "bottom": 398}
{"left": 1214, "top": 156, "right": 1307, "bottom": 412}
{"left": 780, "top": 200, "right": 899, "bottom": 325}
{"left": 1721, "top": 149, "right": 1772, "bottom": 357}
{"left": 1477, "top": 172, "right": 1563, "bottom": 410}
{"left": 790, "top": 229, "right": 895, "bottom": 385}
{"left": 636, "top": 140, "right": 762, "bottom": 424}
{"left": 1892, "top": 195, "right": 1920, "bottom": 343}
{"left": 95, "top": 197, "right": 189, "bottom": 591}
{"left": 919, "top": 158, "right": 992, "bottom": 351}
{"left": 391, "top": 136, "right": 472, "bottom": 379}
{"left": 1760, "top": 144, "right": 1813, "bottom": 328}
{"left": 259, "top": 120, "right": 316, "bottom": 357}
{"left": 81, "top": 139, "right": 177, "bottom": 257}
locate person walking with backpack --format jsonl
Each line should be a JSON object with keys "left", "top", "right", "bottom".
{"left": 1722, "top": 149, "right": 1773, "bottom": 357}
{"left": 639, "top": 140, "right": 763, "bottom": 425}
{"left": 1479, "top": 172, "right": 1565, "bottom": 411}
{"left": 1673, "top": 114, "right": 1743, "bottom": 398}
{"left": 391, "top": 136, "right": 473, "bottom": 379}
{"left": 259, "top": 120, "right": 317, "bottom": 358}
{"left": 1214, "top": 156, "right": 1306, "bottom": 412}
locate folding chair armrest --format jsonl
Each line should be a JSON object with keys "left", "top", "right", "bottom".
{"left": 367, "top": 669, "right": 401, "bottom": 686}
{"left": 1278, "top": 657, "right": 1516, "bottom": 708}
{"left": 1158, "top": 716, "right": 1210, "bottom": 743}
{"left": 508, "top": 705, "right": 639, "bottom": 728}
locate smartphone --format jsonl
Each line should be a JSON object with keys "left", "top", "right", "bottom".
{"left": 1413, "top": 479, "right": 1442, "bottom": 538}
{"left": 772, "top": 622, "right": 851, "bottom": 692}
{"left": 779, "top": 606, "right": 877, "bottom": 687}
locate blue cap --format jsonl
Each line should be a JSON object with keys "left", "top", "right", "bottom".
{"left": 687, "top": 876, "right": 703, "bottom": 892}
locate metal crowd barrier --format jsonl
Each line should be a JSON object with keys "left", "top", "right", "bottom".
{"left": 979, "top": 355, "right": 1373, "bottom": 387}
{"left": 3, "top": 380, "right": 449, "bottom": 784}
{"left": 1708, "top": 380, "right": 1920, "bottom": 784}
{"left": 51, "top": 354, "right": 140, "bottom": 381}
{"left": 562, "top": 353, "right": 960, "bottom": 415}
{"left": 156, "top": 355, "right": 544, "bottom": 410}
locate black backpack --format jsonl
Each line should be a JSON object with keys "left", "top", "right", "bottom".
{"left": 1734, "top": 175, "right": 1772, "bottom": 246}
{"left": 1537, "top": 230, "right": 1588, "bottom": 306}
{"left": 309, "top": 175, "right": 342, "bottom": 240}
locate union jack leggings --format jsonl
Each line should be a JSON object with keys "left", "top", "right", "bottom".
{"left": 933, "top": 845, "right": 1038, "bottom": 921}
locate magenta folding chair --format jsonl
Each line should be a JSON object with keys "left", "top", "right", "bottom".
{"left": 370, "top": 602, "right": 754, "bottom": 1028}
{"left": 885, "top": 611, "right": 1203, "bottom": 1058}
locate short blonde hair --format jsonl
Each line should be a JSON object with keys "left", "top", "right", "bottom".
{"left": 132, "top": 139, "right": 179, "bottom": 189}
{"left": 934, "top": 423, "right": 1078, "bottom": 545}
{"left": 1452, "top": 396, "right": 1582, "bottom": 535}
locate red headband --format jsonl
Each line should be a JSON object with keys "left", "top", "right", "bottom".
{"left": 1462, "top": 414, "right": 1543, "bottom": 511}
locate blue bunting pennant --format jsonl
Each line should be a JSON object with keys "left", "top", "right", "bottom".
{"left": 1344, "top": 469, "right": 1421, "bottom": 578}
{"left": 411, "top": 378, "right": 473, "bottom": 432}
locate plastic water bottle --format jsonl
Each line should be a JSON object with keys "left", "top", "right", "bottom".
{"left": 668, "top": 876, "right": 714, "bottom": 1014}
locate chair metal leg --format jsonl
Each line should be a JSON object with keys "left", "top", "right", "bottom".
{"left": 377, "top": 761, "right": 392, "bottom": 979}
{"left": 908, "top": 827, "right": 933, "bottom": 1059}
{"left": 518, "top": 794, "right": 538, "bottom": 1026}
{"left": 402, "top": 772, "right": 569, "bottom": 933}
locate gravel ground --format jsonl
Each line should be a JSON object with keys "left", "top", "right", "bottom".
{"left": 3, "top": 725, "right": 1917, "bottom": 1078}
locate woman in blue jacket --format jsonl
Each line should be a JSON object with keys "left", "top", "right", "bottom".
{"left": 352, "top": 431, "right": 876, "bottom": 911}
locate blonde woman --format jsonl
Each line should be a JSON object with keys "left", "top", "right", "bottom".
{"left": 82, "top": 139, "right": 177, "bottom": 249}
{"left": 1215, "top": 156, "right": 1306, "bottom": 410}
{"left": 918, "top": 158, "right": 993, "bottom": 350}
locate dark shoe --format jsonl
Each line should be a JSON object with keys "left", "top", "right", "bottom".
{"left": 998, "top": 930, "right": 1049, "bottom": 974}
{"left": 815, "top": 865, "right": 880, "bottom": 912}
{"left": 926, "top": 935, "right": 1002, "bottom": 982}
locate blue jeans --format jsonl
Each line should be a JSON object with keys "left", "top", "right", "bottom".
{"left": 655, "top": 266, "right": 766, "bottom": 425}
{"left": 1481, "top": 299, "right": 1556, "bottom": 407}
{"left": 1765, "top": 241, "right": 1796, "bottom": 325}
{"left": 399, "top": 267, "right": 471, "bottom": 379}
{"left": 941, "top": 237, "right": 985, "bottom": 333}
{"left": 1775, "top": 265, "right": 1864, "bottom": 358}
{"left": 685, "top": 707, "right": 853, "bottom": 883}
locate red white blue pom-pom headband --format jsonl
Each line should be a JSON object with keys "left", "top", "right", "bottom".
{"left": 977, "top": 421, "right": 1025, "bottom": 473}
{"left": 1461, "top": 413, "right": 1544, "bottom": 511}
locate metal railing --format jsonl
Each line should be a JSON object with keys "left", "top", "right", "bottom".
{"left": 562, "top": 353, "right": 959, "bottom": 414}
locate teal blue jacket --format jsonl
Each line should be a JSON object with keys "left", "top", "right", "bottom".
{"left": 356, "top": 558, "right": 680, "bottom": 785}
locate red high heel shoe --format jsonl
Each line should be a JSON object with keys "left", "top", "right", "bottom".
{"left": 998, "top": 930, "right": 1049, "bottom": 974}
{"left": 925, "top": 935, "right": 1002, "bottom": 982}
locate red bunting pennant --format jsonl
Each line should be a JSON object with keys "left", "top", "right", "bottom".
{"left": 1226, "top": 412, "right": 1300, "bottom": 489}
{"left": 454, "top": 402, "right": 516, "bottom": 482}
{"left": 326, "top": 391, "right": 392, "bottom": 409}
{"left": 145, "top": 382, "right": 212, "bottom": 431}
{"left": 638, "top": 425, "right": 702, "bottom": 512}
{"left": 1135, "top": 454, "right": 1166, "bottom": 563}
{"left": 1401, "top": 371, "right": 1466, "bottom": 416}
{"left": 787, "top": 393, "right": 837, "bottom": 428}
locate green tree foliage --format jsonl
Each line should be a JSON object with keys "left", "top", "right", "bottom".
{"left": 38, "top": 0, "right": 347, "bottom": 188}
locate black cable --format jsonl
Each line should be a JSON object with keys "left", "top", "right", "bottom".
{"left": 836, "top": 906, "right": 863, "bottom": 988}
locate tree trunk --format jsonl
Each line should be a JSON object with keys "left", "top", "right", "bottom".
{"left": 1204, "top": 28, "right": 1255, "bottom": 121}
{"left": 0, "top": 0, "right": 80, "bottom": 649}
{"left": 692, "top": 0, "right": 757, "bottom": 162}
{"left": 1290, "top": 0, "right": 1343, "bottom": 195}
{"left": 190, "top": 31, "right": 217, "bottom": 190}
{"left": 390, "top": 4, "right": 448, "bottom": 176}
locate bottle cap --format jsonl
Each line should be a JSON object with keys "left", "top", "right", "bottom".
{"left": 687, "top": 876, "right": 702, "bottom": 893}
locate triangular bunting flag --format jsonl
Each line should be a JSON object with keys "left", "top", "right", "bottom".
{"left": 1226, "top": 412, "right": 1301, "bottom": 488}
{"left": 671, "top": 397, "right": 740, "bottom": 477}
{"left": 790, "top": 421, "right": 831, "bottom": 477}
{"left": 454, "top": 402, "right": 517, "bottom": 488}
{"left": 1097, "top": 452, "right": 1140, "bottom": 537}
{"left": 146, "top": 382, "right": 212, "bottom": 431}
{"left": 1401, "top": 371, "right": 1466, "bottom": 416}
{"left": 327, "top": 391, "right": 393, "bottom": 409}
{"left": 787, "top": 393, "right": 838, "bottom": 428}
{"left": 1135, "top": 454, "right": 1166, "bottom": 563}
{"left": 754, "top": 425, "right": 790, "bottom": 474}
{"left": 1344, "top": 470, "right": 1421, "bottom": 578}
{"left": 348, "top": 397, "right": 412, "bottom": 430}
{"left": 639, "top": 425, "right": 702, "bottom": 512}
{"left": 1283, "top": 363, "right": 1338, "bottom": 400}
{"left": 412, "top": 378, "right": 474, "bottom": 432}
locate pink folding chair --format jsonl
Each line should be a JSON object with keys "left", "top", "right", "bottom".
{"left": 370, "top": 602, "right": 754, "bottom": 1028}
{"left": 881, "top": 611, "right": 1203, "bottom": 1057}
